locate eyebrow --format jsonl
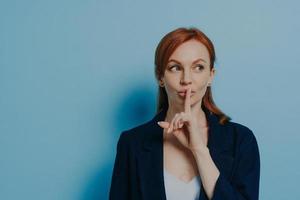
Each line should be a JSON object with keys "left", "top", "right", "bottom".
{"left": 167, "top": 58, "right": 207, "bottom": 65}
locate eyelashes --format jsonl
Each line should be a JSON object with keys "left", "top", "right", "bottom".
{"left": 168, "top": 64, "right": 205, "bottom": 72}
{"left": 168, "top": 65, "right": 180, "bottom": 71}
{"left": 196, "top": 65, "right": 204, "bottom": 70}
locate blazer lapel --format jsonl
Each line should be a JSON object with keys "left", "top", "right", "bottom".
{"left": 199, "top": 108, "right": 235, "bottom": 200}
{"left": 137, "top": 108, "right": 167, "bottom": 200}
{"left": 137, "top": 107, "right": 234, "bottom": 200}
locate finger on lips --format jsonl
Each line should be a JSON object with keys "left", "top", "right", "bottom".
{"left": 185, "top": 87, "right": 191, "bottom": 114}
{"left": 159, "top": 87, "right": 192, "bottom": 133}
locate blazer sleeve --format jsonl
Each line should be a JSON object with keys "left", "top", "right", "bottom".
{"left": 211, "top": 130, "right": 260, "bottom": 200}
{"left": 109, "top": 131, "right": 130, "bottom": 200}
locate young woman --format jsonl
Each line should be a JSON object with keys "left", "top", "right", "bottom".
{"left": 109, "top": 27, "right": 260, "bottom": 200}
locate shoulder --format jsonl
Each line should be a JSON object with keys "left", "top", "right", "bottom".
{"left": 117, "top": 119, "right": 155, "bottom": 149}
{"left": 121, "top": 119, "right": 153, "bottom": 138}
{"left": 226, "top": 121, "right": 256, "bottom": 138}
{"left": 222, "top": 120, "right": 259, "bottom": 151}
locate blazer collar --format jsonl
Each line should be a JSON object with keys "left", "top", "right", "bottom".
{"left": 138, "top": 106, "right": 234, "bottom": 200}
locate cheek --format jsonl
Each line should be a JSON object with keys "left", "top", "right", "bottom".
{"left": 196, "top": 80, "right": 208, "bottom": 91}
{"left": 194, "top": 81, "right": 209, "bottom": 98}
{"left": 163, "top": 83, "right": 177, "bottom": 98}
{"left": 164, "top": 86, "right": 178, "bottom": 99}
{"left": 163, "top": 76, "right": 179, "bottom": 92}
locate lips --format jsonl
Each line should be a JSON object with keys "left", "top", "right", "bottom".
{"left": 178, "top": 89, "right": 195, "bottom": 93}
{"left": 178, "top": 91, "right": 195, "bottom": 97}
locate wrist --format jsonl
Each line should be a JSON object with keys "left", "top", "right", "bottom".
{"left": 190, "top": 146, "right": 210, "bottom": 157}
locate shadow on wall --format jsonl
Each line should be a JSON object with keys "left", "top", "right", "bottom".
{"left": 81, "top": 84, "right": 157, "bottom": 199}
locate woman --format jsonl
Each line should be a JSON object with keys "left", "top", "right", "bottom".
{"left": 109, "top": 27, "right": 260, "bottom": 200}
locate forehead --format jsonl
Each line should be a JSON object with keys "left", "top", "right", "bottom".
{"left": 168, "top": 40, "right": 210, "bottom": 64}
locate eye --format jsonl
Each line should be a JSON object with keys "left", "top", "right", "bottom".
{"left": 169, "top": 64, "right": 181, "bottom": 71}
{"left": 194, "top": 64, "right": 204, "bottom": 71}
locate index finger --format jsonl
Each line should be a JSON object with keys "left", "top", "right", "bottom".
{"left": 184, "top": 87, "right": 191, "bottom": 114}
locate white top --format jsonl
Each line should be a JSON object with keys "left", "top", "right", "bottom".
{"left": 163, "top": 168, "right": 201, "bottom": 200}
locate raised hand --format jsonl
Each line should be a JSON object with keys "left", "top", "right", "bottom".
{"left": 157, "top": 87, "right": 208, "bottom": 153}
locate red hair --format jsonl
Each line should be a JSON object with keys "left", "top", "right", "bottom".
{"left": 154, "top": 27, "right": 231, "bottom": 125}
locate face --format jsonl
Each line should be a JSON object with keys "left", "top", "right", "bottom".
{"left": 159, "top": 39, "right": 215, "bottom": 108}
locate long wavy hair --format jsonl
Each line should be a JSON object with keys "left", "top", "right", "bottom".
{"left": 154, "top": 27, "right": 231, "bottom": 125}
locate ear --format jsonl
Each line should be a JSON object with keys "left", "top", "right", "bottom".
{"left": 158, "top": 79, "right": 164, "bottom": 87}
{"left": 208, "top": 68, "right": 216, "bottom": 84}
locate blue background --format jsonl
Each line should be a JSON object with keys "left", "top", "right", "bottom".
{"left": 1, "top": 0, "right": 299, "bottom": 199}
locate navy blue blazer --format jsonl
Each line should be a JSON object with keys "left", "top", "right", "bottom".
{"left": 109, "top": 107, "right": 260, "bottom": 200}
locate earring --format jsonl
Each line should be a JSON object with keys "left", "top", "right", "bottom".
{"left": 159, "top": 82, "right": 164, "bottom": 87}
{"left": 207, "top": 82, "right": 211, "bottom": 87}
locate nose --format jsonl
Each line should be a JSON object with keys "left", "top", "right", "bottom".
{"left": 180, "top": 70, "right": 192, "bottom": 85}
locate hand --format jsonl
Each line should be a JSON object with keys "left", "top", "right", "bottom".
{"left": 157, "top": 87, "right": 208, "bottom": 153}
